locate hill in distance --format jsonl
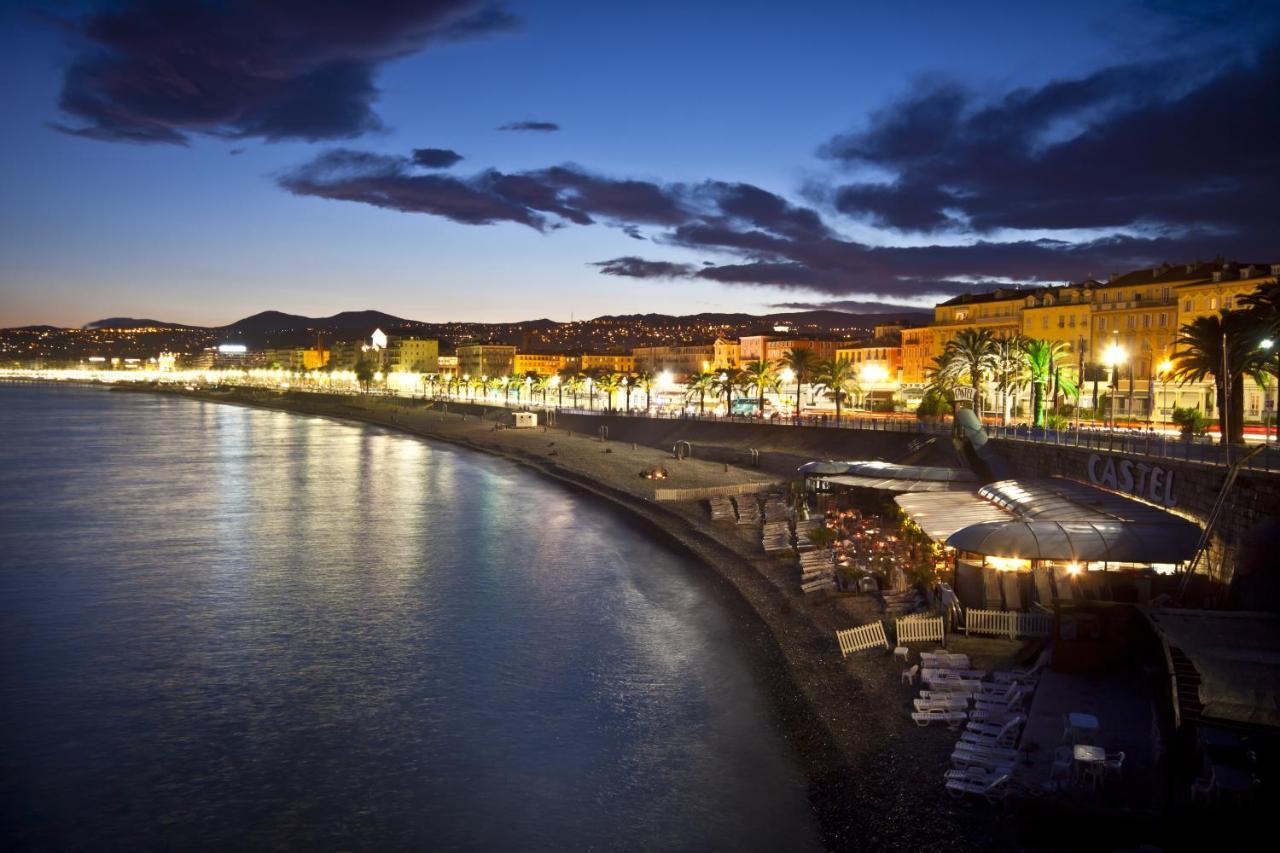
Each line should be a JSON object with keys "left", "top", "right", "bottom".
{"left": 83, "top": 317, "right": 191, "bottom": 330}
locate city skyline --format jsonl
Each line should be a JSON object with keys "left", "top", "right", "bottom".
{"left": 1, "top": 1, "right": 1277, "bottom": 329}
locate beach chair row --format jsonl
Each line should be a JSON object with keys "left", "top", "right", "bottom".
{"left": 733, "top": 496, "right": 761, "bottom": 525}
{"left": 708, "top": 495, "right": 735, "bottom": 522}
{"left": 800, "top": 549, "right": 836, "bottom": 594}
{"left": 762, "top": 520, "right": 792, "bottom": 554}
{"left": 762, "top": 495, "right": 791, "bottom": 522}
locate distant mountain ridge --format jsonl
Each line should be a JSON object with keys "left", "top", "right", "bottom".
{"left": 83, "top": 317, "right": 191, "bottom": 329}
{"left": 81, "top": 306, "right": 928, "bottom": 335}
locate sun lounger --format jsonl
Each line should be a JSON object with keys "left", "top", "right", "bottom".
{"left": 945, "top": 771, "right": 1011, "bottom": 803}
{"left": 992, "top": 650, "right": 1050, "bottom": 684}
{"left": 914, "top": 696, "right": 969, "bottom": 712}
{"left": 965, "top": 715, "right": 1024, "bottom": 740}
{"left": 911, "top": 708, "right": 968, "bottom": 727}
{"left": 920, "top": 652, "right": 970, "bottom": 669}
{"left": 950, "top": 744, "right": 1018, "bottom": 770}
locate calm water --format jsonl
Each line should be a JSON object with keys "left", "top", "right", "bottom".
{"left": 0, "top": 384, "right": 820, "bottom": 851}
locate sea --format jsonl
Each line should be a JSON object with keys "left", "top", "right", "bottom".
{"left": 0, "top": 383, "right": 820, "bottom": 851}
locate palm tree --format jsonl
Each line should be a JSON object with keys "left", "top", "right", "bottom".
{"left": 686, "top": 371, "right": 716, "bottom": 415}
{"left": 1171, "top": 310, "right": 1267, "bottom": 444}
{"left": 813, "top": 357, "right": 860, "bottom": 424}
{"left": 1021, "top": 338, "right": 1077, "bottom": 427}
{"left": 633, "top": 370, "right": 655, "bottom": 413}
{"left": 938, "top": 328, "right": 999, "bottom": 411}
{"left": 781, "top": 347, "right": 817, "bottom": 422}
{"left": 596, "top": 373, "right": 621, "bottom": 412}
{"left": 741, "top": 359, "right": 777, "bottom": 416}
{"left": 1242, "top": 278, "right": 1280, "bottom": 436}
{"left": 565, "top": 372, "right": 583, "bottom": 408}
{"left": 713, "top": 370, "right": 741, "bottom": 415}
{"left": 991, "top": 334, "right": 1029, "bottom": 424}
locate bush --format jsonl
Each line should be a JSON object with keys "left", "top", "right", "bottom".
{"left": 1046, "top": 411, "right": 1069, "bottom": 430}
{"left": 915, "top": 388, "right": 949, "bottom": 420}
{"left": 1171, "top": 407, "right": 1208, "bottom": 438}
{"left": 869, "top": 399, "right": 897, "bottom": 413}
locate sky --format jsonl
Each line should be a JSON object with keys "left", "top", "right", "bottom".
{"left": 0, "top": 0, "right": 1276, "bottom": 328}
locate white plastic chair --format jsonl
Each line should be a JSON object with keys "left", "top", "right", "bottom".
{"left": 901, "top": 664, "right": 919, "bottom": 686}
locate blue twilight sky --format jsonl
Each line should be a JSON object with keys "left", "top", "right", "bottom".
{"left": 1, "top": 0, "right": 1276, "bottom": 327}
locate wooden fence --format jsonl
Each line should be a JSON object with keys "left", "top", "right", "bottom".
{"left": 836, "top": 621, "right": 890, "bottom": 656}
{"left": 895, "top": 615, "right": 945, "bottom": 645}
{"left": 963, "top": 609, "right": 1054, "bottom": 640}
{"left": 654, "top": 482, "right": 774, "bottom": 502}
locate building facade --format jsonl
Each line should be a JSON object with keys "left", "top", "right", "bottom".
{"left": 456, "top": 343, "right": 516, "bottom": 379}
{"left": 514, "top": 352, "right": 569, "bottom": 376}
{"left": 386, "top": 337, "right": 439, "bottom": 373}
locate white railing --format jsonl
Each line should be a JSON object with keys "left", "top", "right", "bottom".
{"left": 963, "top": 608, "right": 1055, "bottom": 639}
{"left": 836, "top": 621, "right": 890, "bottom": 656}
{"left": 895, "top": 615, "right": 945, "bottom": 645}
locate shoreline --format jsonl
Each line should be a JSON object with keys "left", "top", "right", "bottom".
{"left": 18, "top": 381, "right": 1000, "bottom": 851}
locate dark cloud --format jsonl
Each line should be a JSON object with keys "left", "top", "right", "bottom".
{"left": 278, "top": 149, "right": 695, "bottom": 232}
{"left": 771, "top": 300, "right": 935, "bottom": 314}
{"left": 277, "top": 149, "right": 545, "bottom": 228}
{"left": 51, "top": 1, "right": 518, "bottom": 144}
{"left": 592, "top": 257, "right": 695, "bottom": 279}
{"left": 823, "top": 40, "right": 1280, "bottom": 249}
{"left": 498, "top": 120, "right": 560, "bottom": 132}
{"left": 412, "top": 147, "right": 464, "bottom": 168}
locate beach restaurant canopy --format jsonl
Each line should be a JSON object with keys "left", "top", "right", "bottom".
{"left": 895, "top": 477, "right": 1202, "bottom": 565}
{"left": 1145, "top": 609, "right": 1280, "bottom": 728}
{"left": 801, "top": 460, "right": 977, "bottom": 494}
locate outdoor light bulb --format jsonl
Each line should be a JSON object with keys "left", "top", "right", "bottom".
{"left": 780, "top": 368, "right": 795, "bottom": 383}
{"left": 1263, "top": 338, "right": 1276, "bottom": 350}
{"left": 1066, "top": 562, "right": 1083, "bottom": 575}
{"left": 550, "top": 376, "right": 560, "bottom": 386}
{"left": 1157, "top": 359, "right": 1173, "bottom": 374}
{"left": 719, "top": 372, "right": 728, "bottom": 381}
{"left": 622, "top": 377, "right": 628, "bottom": 385}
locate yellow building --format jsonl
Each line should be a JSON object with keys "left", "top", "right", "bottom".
{"left": 900, "top": 326, "right": 940, "bottom": 386}
{"left": 387, "top": 337, "right": 438, "bottom": 373}
{"left": 574, "top": 353, "right": 636, "bottom": 373}
{"left": 514, "top": 353, "right": 570, "bottom": 376}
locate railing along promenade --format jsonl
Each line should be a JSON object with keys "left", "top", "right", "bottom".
{"left": 5, "top": 370, "right": 1277, "bottom": 473}
{"left": 439, "top": 395, "right": 1280, "bottom": 473}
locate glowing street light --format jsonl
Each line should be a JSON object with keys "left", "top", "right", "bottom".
{"left": 1103, "top": 343, "right": 1127, "bottom": 431}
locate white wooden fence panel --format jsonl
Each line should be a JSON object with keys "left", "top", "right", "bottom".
{"left": 836, "top": 621, "right": 890, "bottom": 656}
{"left": 964, "top": 608, "right": 1055, "bottom": 639}
{"left": 895, "top": 616, "right": 945, "bottom": 645}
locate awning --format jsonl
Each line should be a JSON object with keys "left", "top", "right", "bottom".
{"left": 894, "top": 491, "right": 1011, "bottom": 542}
{"left": 819, "top": 474, "right": 971, "bottom": 493}
{"left": 799, "top": 459, "right": 975, "bottom": 482}
{"left": 1145, "top": 609, "right": 1280, "bottom": 728}
{"left": 946, "top": 518, "right": 1201, "bottom": 563}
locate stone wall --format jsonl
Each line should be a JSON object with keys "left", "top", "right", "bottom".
{"left": 990, "top": 438, "right": 1280, "bottom": 583}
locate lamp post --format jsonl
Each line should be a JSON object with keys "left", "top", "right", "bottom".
{"left": 1103, "top": 342, "right": 1126, "bottom": 433}
{"left": 780, "top": 367, "right": 795, "bottom": 418}
{"left": 551, "top": 374, "right": 561, "bottom": 409}
{"left": 1263, "top": 338, "right": 1277, "bottom": 445}
{"left": 586, "top": 377, "right": 595, "bottom": 410}
{"left": 1156, "top": 359, "right": 1173, "bottom": 433}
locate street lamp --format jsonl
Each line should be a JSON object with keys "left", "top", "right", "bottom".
{"left": 622, "top": 376, "right": 630, "bottom": 413}
{"left": 1156, "top": 359, "right": 1173, "bottom": 432}
{"left": 1103, "top": 342, "right": 1127, "bottom": 432}
{"left": 1263, "top": 338, "right": 1277, "bottom": 444}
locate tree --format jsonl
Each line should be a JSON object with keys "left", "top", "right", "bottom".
{"left": 781, "top": 347, "right": 817, "bottom": 422}
{"left": 633, "top": 370, "right": 655, "bottom": 413}
{"left": 596, "top": 373, "right": 621, "bottom": 412}
{"left": 1021, "top": 338, "right": 1077, "bottom": 427}
{"left": 1171, "top": 310, "right": 1267, "bottom": 444}
{"left": 686, "top": 371, "right": 716, "bottom": 414}
{"left": 938, "top": 328, "right": 999, "bottom": 409}
{"left": 991, "top": 334, "right": 1029, "bottom": 424}
{"left": 713, "top": 370, "right": 741, "bottom": 415}
{"left": 353, "top": 358, "right": 376, "bottom": 393}
{"left": 741, "top": 359, "right": 777, "bottom": 416}
{"left": 813, "top": 357, "right": 860, "bottom": 424}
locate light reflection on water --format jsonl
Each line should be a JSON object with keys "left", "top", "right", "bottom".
{"left": 0, "top": 385, "right": 821, "bottom": 851}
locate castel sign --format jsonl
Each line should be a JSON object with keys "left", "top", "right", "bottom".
{"left": 1086, "top": 453, "right": 1176, "bottom": 507}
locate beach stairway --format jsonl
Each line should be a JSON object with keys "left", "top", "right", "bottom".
{"left": 734, "top": 496, "right": 761, "bottom": 526}
{"left": 794, "top": 518, "right": 822, "bottom": 551}
{"left": 708, "top": 495, "right": 735, "bottom": 521}
{"left": 762, "top": 520, "right": 793, "bottom": 554}
{"left": 763, "top": 495, "right": 792, "bottom": 522}
{"left": 800, "top": 549, "right": 836, "bottom": 594}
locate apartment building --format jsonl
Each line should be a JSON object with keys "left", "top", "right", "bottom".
{"left": 456, "top": 343, "right": 516, "bottom": 379}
